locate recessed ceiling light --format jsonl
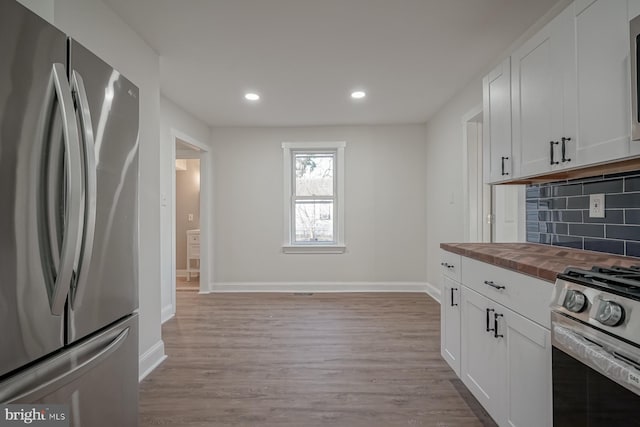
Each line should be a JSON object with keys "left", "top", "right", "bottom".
{"left": 245, "top": 92, "right": 260, "bottom": 101}
{"left": 351, "top": 91, "right": 366, "bottom": 99}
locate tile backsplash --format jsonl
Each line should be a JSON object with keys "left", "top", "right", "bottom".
{"left": 526, "top": 170, "right": 640, "bottom": 257}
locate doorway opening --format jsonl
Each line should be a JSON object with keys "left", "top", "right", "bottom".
{"left": 463, "top": 107, "right": 491, "bottom": 242}
{"left": 166, "top": 130, "right": 211, "bottom": 321}
{"left": 463, "top": 106, "right": 525, "bottom": 243}
{"left": 175, "top": 152, "right": 200, "bottom": 291}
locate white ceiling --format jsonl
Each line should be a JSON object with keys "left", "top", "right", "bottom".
{"left": 103, "top": 0, "right": 559, "bottom": 127}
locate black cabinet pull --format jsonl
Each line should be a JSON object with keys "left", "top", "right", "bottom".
{"left": 483, "top": 280, "right": 506, "bottom": 290}
{"left": 561, "top": 137, "right": 572, "bottom": 163}
{"left": 450, "top": 288, "right": 458, "bottom": 307}
{"left": 550, "top": 141, "right": 559, "bottom": 165}
{"left": 501, "top": 156, "right": 510, "bottom": 176}
{"left": 494, "top": 313, "right": 504, "bottom": 338}
{"left": 486, "top": 308, "right": 495, "bottom": 332}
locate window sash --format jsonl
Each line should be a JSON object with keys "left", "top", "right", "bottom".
{"left": 293, "top": 200, "right": 335, "bottom": 243}
{"left": 293, "top": 152, "right": 335, "bottom": 197}
{"left": 282, "top": 141, "right": 345, "bottom": 251}
{"left": 290, "top": 150, "right": 337, "bottom": 244}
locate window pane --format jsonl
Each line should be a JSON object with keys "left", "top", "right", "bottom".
{"left": 294, "top": 200, "right": 334, "bottom": 242}
{"left": 295, "top": 153, "right": 334, "bottom": 196}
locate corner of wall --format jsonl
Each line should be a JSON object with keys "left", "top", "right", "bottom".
{"left": 161, "top": 304, "right": 174, "bottom": 324}
{"left": 138, "top": 339, "right": 167, "bottom": 382}
{"left": 425, "top": 281, "right": 441, "bottom": 304}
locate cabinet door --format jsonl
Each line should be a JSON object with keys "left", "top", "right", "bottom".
{"left": 460, "top": 287, "right": 505, "bottom": 424}
{"left": 483, "top": 57, "right": 512, "bottom": 183}
{"left": 500, "top": 307, "right": 552, "bottom": 427}
{"left": 574, "top": 0, "right": 631, "bottom": 165}
{"left": 441, "top": 276, "right": 461, "bottom": 375}
{"left": 512, "top": 5, "right": 576, "bottom": 177}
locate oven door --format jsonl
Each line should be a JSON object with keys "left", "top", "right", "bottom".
{"left": 551, "top": 311, "right": 640, "bottom": 426}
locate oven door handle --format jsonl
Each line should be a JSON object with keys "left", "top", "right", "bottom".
{"left": 553, "top": 325, "right": 640, "bottom": 396}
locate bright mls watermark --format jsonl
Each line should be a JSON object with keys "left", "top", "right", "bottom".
{"left": 0, "top": 405, "right": 68, "bottom": 426}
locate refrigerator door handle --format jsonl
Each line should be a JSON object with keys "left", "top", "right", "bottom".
{"left": 48, "top": 63, "right": 84, "bottom": 316}
{"left": 70, "top": 70, "right": 97, "bottom": 309}
{"left": 0, "top": 327, "right": 129, "bottom": 403}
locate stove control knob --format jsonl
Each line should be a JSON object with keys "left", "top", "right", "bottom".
{"left": 596, "top": 301, "right": 624, "bottom": 327}
{"left": 564, "top": 290, "right": 587, "bottom": 313}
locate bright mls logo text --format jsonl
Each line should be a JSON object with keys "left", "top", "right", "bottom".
{"left": 0, "top": 405, "right": 68, "bottom": 426}
{"left": 5, "top": 408, "right": 48, "bottom": 424}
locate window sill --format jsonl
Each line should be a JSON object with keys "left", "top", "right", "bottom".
{"left": 282, "top": 245, "right": 346, "bottom": 254}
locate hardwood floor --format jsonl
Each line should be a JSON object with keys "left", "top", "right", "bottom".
{"left": 139, "top": 293, "right": 496, "bottom": 427}
{"left": 176, "top": 276, "right": 199, "bottom": 292}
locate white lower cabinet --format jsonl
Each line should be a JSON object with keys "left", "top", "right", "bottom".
{"left": 441, "top": 275, "right": 461, "bottom": 376}
{"left": 461, "top": 287, "right": 505, "bottom": 423}
{"left": 443, "top": 252, "right": 552, "bottom": 427}
{"left": 461, "top": 286, "right": 551, "bottom": 427}
{"left": 502, "top": 307, "right": 552, "bottom": 427}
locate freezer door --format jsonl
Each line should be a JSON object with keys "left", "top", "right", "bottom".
{"left": 0, "top": 314, "right": 139, "bottom": 427}
{"left": 67, "top": 40, "right": 139, "bottom": 343}
{"left": 0, "top": 0, "right": 70, "bottom": 378}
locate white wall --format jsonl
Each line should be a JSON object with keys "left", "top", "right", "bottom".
{"left": 425, "top": 81, "right": 482, "bottom": 287}
{"left": 19, "top": 0, "right": 166, "bottom": 379}
{"left": 210, "top": 125, "right": 427, "bottom": 290}
{"left": 159, "top": 97, "right": 211, "bottom": 320}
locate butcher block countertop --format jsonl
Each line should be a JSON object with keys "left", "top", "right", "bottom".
{"left": 440, "top": 242, "right": 640, "bottom": 283}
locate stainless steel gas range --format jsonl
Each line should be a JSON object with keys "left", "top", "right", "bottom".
{"left": 551, "top": 266, "right": 640, "bottom": 426}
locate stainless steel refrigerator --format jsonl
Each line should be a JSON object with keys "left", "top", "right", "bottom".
{"left": 0, "top": 1, "right": 139, "bottom": 425}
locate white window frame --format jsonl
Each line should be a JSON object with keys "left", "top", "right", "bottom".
{"left": 282, "top": 141, "right": 346, "bottom": 254}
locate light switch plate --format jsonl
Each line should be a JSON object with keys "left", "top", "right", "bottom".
{"left": 589, "top": 193, "right": 605, "bottom": 218}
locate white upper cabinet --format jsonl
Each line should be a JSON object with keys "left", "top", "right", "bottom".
{"left": 491, "top": 0, "right": 637, "bottom": 180}
{"left": 511, "top": 4, "right": 576, "bottom": 178}
{"left": 573, "top": 0, "right": 631, "bottom": 165}
{"left": 483, "top": 58, "right": 512, "bottom": 184}
{"left": 629, "top": 0, "right": 640, "bottom": 155}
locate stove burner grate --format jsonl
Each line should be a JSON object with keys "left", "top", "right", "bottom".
{"left": 560, "top": 265, "right": 640, "bottom": 296}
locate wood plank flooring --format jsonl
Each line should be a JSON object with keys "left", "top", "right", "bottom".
{"left": 139, "top": 293, "right": 496, "bottom": 427}
{"left": 176, "top": 276, "right": 200, "bottom": 292}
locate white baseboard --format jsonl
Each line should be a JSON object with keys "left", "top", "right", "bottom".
{"left": 199, "top": 287, "right": 212, "bottom": 295}
{"left": 208, "top": 281, "right": 430, "bottom": 293}
{"left": 425, "top": 281, "right": 441, "bottom": 304}
{"left": 138, "top": 340, "right": 167, "bottom": 382}
{"left": 161, "top": 304, "right": 175, "bottom": 324}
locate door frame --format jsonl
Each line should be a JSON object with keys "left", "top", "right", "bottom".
{"left": 461, "top": 104, "right": 491, "bottom": 242}
{"left": 170, "top": 128, "right": 211, "bottom": 317}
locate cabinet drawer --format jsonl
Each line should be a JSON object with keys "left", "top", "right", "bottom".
{"left": 188, "top": 234, "right": 200, "bottom": 244}
{"left": 190, "top": 244, "right": 200, "bottom": 257}
{"left": 461, "top": 256, "right": 553, "bottom": 328}
{"left": 440, "top": 250, "right": 462, "bottom": 282}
